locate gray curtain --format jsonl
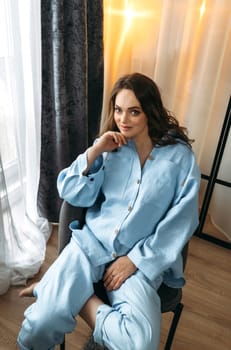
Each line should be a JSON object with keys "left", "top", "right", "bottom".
{"left": 38, "top": 0, "right": 104, "bottom": 222}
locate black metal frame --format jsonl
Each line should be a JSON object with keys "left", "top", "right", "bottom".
{"left": 195, "top": 96, "right": 231, "bottom": 249}
{"left": 164, "top": 302, "right": 184, "bottom": 350}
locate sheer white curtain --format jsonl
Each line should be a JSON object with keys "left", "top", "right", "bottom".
{"left": 103, "top": 0, "right": 231, "bottom": 239}
{"left": 0, "top": 0, "right": 51, "bottom": 295}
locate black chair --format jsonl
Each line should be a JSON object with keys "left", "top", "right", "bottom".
{"left": 58, "top": 201, "right": 188, "bottom": 350}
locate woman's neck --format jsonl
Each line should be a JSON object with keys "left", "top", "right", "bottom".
{"left": 134, "top": 137, "right": 154, "bottom": 168}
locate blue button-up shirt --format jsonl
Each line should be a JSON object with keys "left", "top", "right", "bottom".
{"left": 57, "top": 139, "right": 200, "bottom": 287}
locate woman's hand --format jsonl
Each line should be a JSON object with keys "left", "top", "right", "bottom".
{"left": 83, "top": 132, "right": 127, "bottom": 175}
{"left": 94, "top": 131, "right": 127, "bottom": 154}
{"left": 19, "top": 282, "right": 38, "bottom": 297}
{"left": 103, "top": 256, "right": 137, "bottom": 291}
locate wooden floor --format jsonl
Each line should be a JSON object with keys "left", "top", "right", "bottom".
{"left": 0, "top": 226, "right": 230, "bottom": 350}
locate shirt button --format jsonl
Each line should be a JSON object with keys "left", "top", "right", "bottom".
{"left": 112, "top": 252, "right": 117, "bottom": 259}
{"left": 148, "top": 155, "right": 154, "bottom": 160}
{"left": 137, "top": 179, "right": 141, "bottom": 184}
{"left": 128, "top": 206, "right": 132, "bottom": 212}
{"left": 114, "top": 228, "right": 119, "bottom": 235}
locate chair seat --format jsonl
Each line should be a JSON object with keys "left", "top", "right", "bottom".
{"left": 157, "top": 283, "right": 182, "bottom": 313}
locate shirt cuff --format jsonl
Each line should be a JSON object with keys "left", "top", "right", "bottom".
{"left": 77, "top": 150, "right": 103, "bottom": 176}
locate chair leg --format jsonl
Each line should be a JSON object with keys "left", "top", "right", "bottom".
{"left": 60, "top": 337, "right": 65, "bottom": 350}
{"left": 164, "top": 303, "right": 184, "bottom": 350}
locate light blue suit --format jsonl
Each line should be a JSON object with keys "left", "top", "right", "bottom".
{"left": 18, "top": 140, "right": 200, "bottom": 350}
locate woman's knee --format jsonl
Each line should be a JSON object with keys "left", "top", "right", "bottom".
{"left": 126, "top": 316, "right": 160, "bottom": 350}
{"left": 18, "top": 305, "right": 76, "bottom": 349}
{"left": 102, "top": 309, "right": 159, "bottom": 350}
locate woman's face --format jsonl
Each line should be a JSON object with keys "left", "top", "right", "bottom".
{"left": 114, "top": 89, "right": 149, "bottom": 143}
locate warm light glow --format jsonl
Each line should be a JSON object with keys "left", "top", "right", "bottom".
{"left": 200, "top": 0, "right": 206, "bottom": 19}
{"left": 106, "top": 4, "right": 154, "bottom": 67}
{"left": 106, "top": 5, "right": 152, "bottom": 20}
{"left": 124, "top": 6, "right": 134, "bottom": 26}
{"left": 102, "top": 0, "right": 158, "bottom": 119}
{"left": 104, "top": 1, "right": 156, "bottom": 84}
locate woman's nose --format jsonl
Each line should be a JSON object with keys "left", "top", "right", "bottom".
{"left": 121, "top": 112, "right": 129, "bottom": 122}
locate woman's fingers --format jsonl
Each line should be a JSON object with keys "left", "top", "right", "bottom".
{"left": 101, "top": 131, "right": 127, "bottom": 150}
{"left": 103, "top": 256, "right": 137, "bottom": 291}
{"left": 19, "top": 282, "right": 38, "bottom": 297}
{"left": 111, "top": 132, "right": 127, "bottom": 146}
{"left": 103, "top": 271, "right": 124, "bottom": 291}
{"left": 103, "top": 265, "right": 119, "bottom": 290}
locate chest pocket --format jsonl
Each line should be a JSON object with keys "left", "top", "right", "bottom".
{"left": 140, "top": 160, "right": 178, "bottom": 205}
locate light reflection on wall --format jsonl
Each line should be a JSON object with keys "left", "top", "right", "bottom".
{"left": 200, "top": 0, "right": 206, "bottom": 19}
{"left": 103, "top": 0, "right": 159, "bottom": 111}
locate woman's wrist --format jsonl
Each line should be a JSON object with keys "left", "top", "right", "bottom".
{"left": 87, "top": 144, "right": 103, "bottom": 160}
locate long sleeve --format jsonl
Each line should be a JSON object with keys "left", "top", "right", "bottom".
{"left": 57, "top": 150, "right": 105, "bottom": 207}
{"left": 127, "top": 150, "right": 200, "bottom": 286}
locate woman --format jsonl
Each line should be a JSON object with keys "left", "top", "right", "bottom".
{"left": 18, "top": 73, "right": 200, "bottom": 350}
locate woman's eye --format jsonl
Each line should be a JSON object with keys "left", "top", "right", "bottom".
{"left": 131, "top": 109, "right": 140, "bottom": 116}
{"left": 114, "top": 107, "right": 122, "bottom": 114}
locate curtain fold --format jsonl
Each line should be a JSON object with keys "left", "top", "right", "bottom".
{"left": 0, "top": 0, "right": 51, "bottom": 295}
{"left": 38, "top": 0, "right": 104, "bottom": 223}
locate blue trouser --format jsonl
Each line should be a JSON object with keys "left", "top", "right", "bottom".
{"left": 17, "top": 238, "right": 162, "bottom": 350}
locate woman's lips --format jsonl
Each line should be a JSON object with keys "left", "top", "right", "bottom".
{"left": 120, "top": 125, "right": 132, "bottom": 131}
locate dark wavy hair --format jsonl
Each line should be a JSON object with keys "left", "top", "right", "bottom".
{"left": 100, "top": 72, "right": 193, "bottom": 147}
